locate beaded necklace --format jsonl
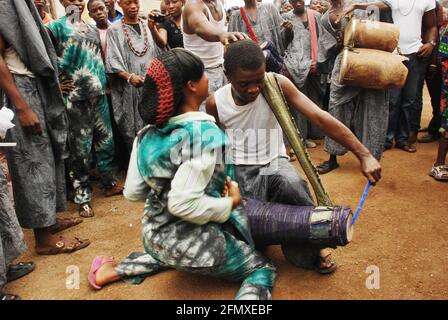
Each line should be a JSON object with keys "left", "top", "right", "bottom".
{"left": 121, "top": 18, "right": 149, "bottom": 57}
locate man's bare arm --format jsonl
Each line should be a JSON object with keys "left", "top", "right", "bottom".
{"left": 277, "top": 74, "right": 381, "bottom": 183}
{"left": 182, "top": 1, "right": 248, "bottom": 44}
{"left": 336, "top": 1, "right": 390, "bottom": 24}
{"left": 0, "top": 34, "right": 42, "bottom": 135}
{"left": 418, "top": 9, "right": 437, "bottom": 58}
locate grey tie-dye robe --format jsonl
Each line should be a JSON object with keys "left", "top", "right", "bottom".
{"left": 322, "top": 1, "right": 389, "bottom": 160}
{"left": 0, "top": 165, "right": 26, "bottom": 293}
{"left": 228, "top": 3, "right": 287, "bottom": 56}
{"left": 106, "top": 21, "right": 158, "bottom": 152}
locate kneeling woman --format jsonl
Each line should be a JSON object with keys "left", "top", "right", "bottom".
{"left": 87, "top": 49, "right": 276, "bottom": 300}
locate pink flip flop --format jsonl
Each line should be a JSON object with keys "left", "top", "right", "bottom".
{"left": 88, "top": 256, "right": 114, "bottom": 290}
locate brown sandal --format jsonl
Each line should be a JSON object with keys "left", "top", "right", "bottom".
{"left": 36, "top": 237, "right": 90, "bottom": 255}
{"left": 104, "top": 184, "right": 123, "bottom": 197}
{"left": 79, "top": 203, "right": 94, "bottom": 218}
{"left": 49, "top": 217, "right": 83, "bottom": 234}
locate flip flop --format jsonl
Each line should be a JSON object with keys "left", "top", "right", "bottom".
{"left": 35, "top": 237, "right": 90, "bottom": 255}
{"left": 6, "top": 261, "right": 35, "bottom": 283}
{"left": 314, "top": 253, "right": 337, "bottom": 275}
{"left": 79, "top": 203, "right": 94, "bottom": 218}
{"left": 88, "top": 256, "right": 114, "bottom": 290}
{"left": 49, "top": 217, "right": 83, "bottom": 234}
{"left": 317, "top": 161, "right": 339, "bottom": 174}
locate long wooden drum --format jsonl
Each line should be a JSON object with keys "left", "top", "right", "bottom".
{"left": 340, "top": 48, "right": 408, "bottom": 89}
{"left": 344, "top": 19, "right": 400, "bottom": 52}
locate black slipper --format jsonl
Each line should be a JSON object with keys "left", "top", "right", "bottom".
{"left": 317, "top": 161, "right": 340, "bottom": 174}
{"left": 6, "top": 261, "right": 35, "bottom": 283}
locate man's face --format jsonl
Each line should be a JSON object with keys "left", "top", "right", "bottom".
{"left": 89, "top": 0, "right": 108, "bottom": 24}
{"left": 290, "top": 0, "right": 305, "bottom": 13}
{"left": 310, "top": 0, "right": 324, "bottom": 13}
{"left": 34, "top": 0, "right": 47, "bottom": 10}
{"left": 60, "top": 0, "right": 85, "bottom": 13}
{"left": 103, "top": 0, "right": 116, "bottom": 11}
{"left": 164, "top": 0, "right": 184, "bottom": 18}
{"left": 227, "top": 64, "right": 266, "bottom": 105}
{"left": 118, "top": 0, "right": 140, "bottom": 19}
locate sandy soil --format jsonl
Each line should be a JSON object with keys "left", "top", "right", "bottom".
{"left": 6, "top": 90, "right": 448, "bottom": 300}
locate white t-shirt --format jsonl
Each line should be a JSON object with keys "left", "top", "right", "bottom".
{"left": 215, "top": 84, "right": 287, "bottom": 165}
{"left": 384, "top": 0, "right": 436, "bottom": 54}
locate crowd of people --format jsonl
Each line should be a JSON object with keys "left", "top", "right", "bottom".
{"left": 0, "top": 0, "right": 446, "bottom": 300}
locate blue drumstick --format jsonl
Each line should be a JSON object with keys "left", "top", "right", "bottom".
{"left": 351, "top": 180, "right": 372, "bottom": 225}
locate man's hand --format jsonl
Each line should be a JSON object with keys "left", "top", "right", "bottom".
{"left": 60, "top": 80, "right": 76, "bottom": 96}
{"left": 129, "top": 74, "right": 145, "bottom": 87}
{"left": 222, "top": 176, "right": 241, "bottom": 209}
{"left": 360, "top": 154, "right": 381, "bottom": 185}
{"left": 148, "top": 10, "right": 161, "bottom": 30}
{"left": 218, "top": 32, "right": 248, "bottom": 46}
{"left": 335, "top": 3, "right": 356, "bottom": 25}
{"left": 281, "top": 21, "right": 293, "bottom": 32}
{"left": 16, "top": 107, "right": 42, "bottom": 136}
{"left": 417, "top": 43, "right": 434, "bottom": 58}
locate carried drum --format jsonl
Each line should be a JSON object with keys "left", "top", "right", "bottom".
{"left": 344, "top": 19, "right": 400, "bottom": 52}
{"left": 340, "top": 47, "right": 409, "bottom": 89}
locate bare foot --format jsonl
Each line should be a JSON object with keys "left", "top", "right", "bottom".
{"left": 95, "top": 259, "right": 120, "bottom": 286}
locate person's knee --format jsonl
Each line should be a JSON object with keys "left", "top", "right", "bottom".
{"left": 270, "top": 171, "right": 313, "bottom": 205}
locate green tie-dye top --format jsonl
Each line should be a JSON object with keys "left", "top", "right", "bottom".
{"left": 136, "top": 112, "right": 254, "bottom": 247}
{"left": 47, "top": 16, "right": 106, "bottom": 101}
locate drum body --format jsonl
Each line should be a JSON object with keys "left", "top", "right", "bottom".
{"left": 339, "top": 48, "right": 409, "bottom": 89}
{"left": 344, "top": 19, "right": 400, "bottom": 52}
{"left": 245, "top": 198, "right": 354, "bottom": 248}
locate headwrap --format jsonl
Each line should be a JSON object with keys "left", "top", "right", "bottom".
{"left": 139, "top": 50, "right": 186, "bottom": 128}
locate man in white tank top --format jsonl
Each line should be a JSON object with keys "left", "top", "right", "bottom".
{"left": 207, "top": 40, "right": 382, "bottom": 274}
{"left": 182, "top": 0, "right": 248, "bottom": 110}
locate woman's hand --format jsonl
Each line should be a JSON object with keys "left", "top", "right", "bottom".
{"left": 222, "top": 176, "right": 241, "bottom": 209}
{"left": 60, "top": 80, "right": 76, "bottom": 96}
{"left": 360, "top": 154, "right": 382, "bottom": 185}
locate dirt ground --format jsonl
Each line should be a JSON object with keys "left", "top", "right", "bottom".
{"left": 7, "top": 89, "right": 448, "bottom": 300}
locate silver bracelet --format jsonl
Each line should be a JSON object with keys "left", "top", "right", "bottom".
{"left": 127, "top": 73, "right": 136, "bottom": 84}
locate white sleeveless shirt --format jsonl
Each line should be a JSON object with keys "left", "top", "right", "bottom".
{"left": 215, "top": 84, "right": 287, "bottom": 165}
{"left": 183, "top": 0, "right": 226, "bottom": 69}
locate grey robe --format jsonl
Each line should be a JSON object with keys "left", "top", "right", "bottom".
{"left": 322, "top": 3, "right": 389, "bottom": 160}
{"left": 106, "top": 21, "right": 158, "bottom": 152}
{"left": 282, "top": 10, "right": 338, "bottom": 139}
{"left": 0, "top": 167, "right": 26, "bottom": 293}
{"left": 0, "top": 0, "right": 67, "bottom": 229}
{"left": 228, "top": 3, "right": 287, "bottom": 56}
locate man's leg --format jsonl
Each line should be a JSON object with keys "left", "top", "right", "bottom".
{"left": 386, "top": 88, "right": 402, "bottom": 148}
{"left": 320, "top": 100, "right": 356, "bottom": 173}
{"left": 396, "top": 54, "right": 427, "bottom": 150}
{"left": 266, "top": 158, "right": 314, "bottom": 206}
{"left": 354, "top": 89, "right": 389, "bottom": 160}
{"left": 420, "top": 68, "right": 442, "bottom": 142}
{"left": 67, "top": 99, "right": 95, "bottom": 213}
{"left": 92, "top": 95, "right": 122, "bottom": 196}
{"left": 410, "top": 56, "right": 430, "bottom": 141}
